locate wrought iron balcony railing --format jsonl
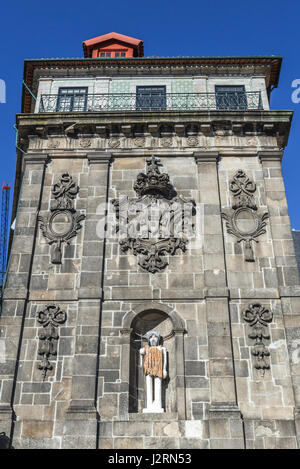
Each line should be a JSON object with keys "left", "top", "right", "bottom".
{"left": 39, "top": 91, "right": 263, "bottom": 113}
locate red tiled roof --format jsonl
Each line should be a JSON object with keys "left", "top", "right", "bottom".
{"left": 82, "top": 32, "right": 144, "bottom": 58}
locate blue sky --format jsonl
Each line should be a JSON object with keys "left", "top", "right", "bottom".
{"left": 0, "top": 0, "right": 299, "bottom": 228}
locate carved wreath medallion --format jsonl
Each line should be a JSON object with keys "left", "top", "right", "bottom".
{"left": 79, "top": 138, "right": 91, "bottom": 148}
{"left": 160, "top": 137, "right": 173, "bottom": 148}
{"left": 112, "top": 156, "right": 195, "bottom": 273}
{"left": 38, "top": 173, "right": 85, "bottom": 264}
{"left": 222, "top": 170, "right": 268, "bottom": 262}
{"left": 108, "top": 137, "right": 120, "bottom": 148}
{"left": 36, "top": 305, "right": 67, "bottom": 380}
{"left": 186, "top": 136, "right": 199, "bottom": 147}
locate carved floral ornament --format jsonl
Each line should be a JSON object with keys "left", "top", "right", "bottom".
{"left": 222, "top": 170, "right": 268, "bottom": 262}
{"left": 243, "top": 303, "right": 273, "bottom": 374}
{"left": 36, "top": 305, "right": 67, "bottom": 380}
{"left": 112, "top": 156, "right": 196, "bottom": 273}
{"left": 38, "top": 173, "right": 85, "bottom": 264}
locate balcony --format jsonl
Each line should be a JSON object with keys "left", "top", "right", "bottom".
{"left": 39, "top": 91, "right": 263, "bottom": 113}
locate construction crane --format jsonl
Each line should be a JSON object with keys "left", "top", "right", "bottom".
{"left": 0, "top": 183, "right": 11, "bottom": 290}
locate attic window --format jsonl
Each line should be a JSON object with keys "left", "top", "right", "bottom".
{"left": 98, "top": 50, "right": 126, "bottom": 58}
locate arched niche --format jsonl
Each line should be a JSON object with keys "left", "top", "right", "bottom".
{"left": 120, "top": 302, "right": 186, "bottom": 418}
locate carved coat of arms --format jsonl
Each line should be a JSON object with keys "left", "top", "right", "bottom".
{"left": 112, "top": 156, "right": 195, "bottom": 273}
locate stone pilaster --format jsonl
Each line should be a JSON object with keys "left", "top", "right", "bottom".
{"left": 0, "top": 154, "right": 48, "bottom": 441}
{"left": 259, "top": 150, "right": 300, "bottom": 289}
{"left": 64, "top": 152, "right": 111, "bottom": 449}
{"left": 260, "top": 150, "right": 300, "bottom": 447}
{"left": 195, "top": 152, "right": 244, "bottom": 448}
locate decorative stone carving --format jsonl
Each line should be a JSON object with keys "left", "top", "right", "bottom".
{"left": 139, "top": 331, "right": 167, "bottom": 413}
{"left": 51, "top": 173, "right": 79, "bottom": 210}
{"left": 119, "top": 237, "right": 189, "bottom": 273}
{"left": 48, "top": 139, "right": 60, "bottom": 149}
{"left": 243, "top": 303, "right": 273, "bottom": 373}
{"left": 222, "top": 170, "right": 268, "bottom": 262}
{"left": 245, "top": 136, "right": 257, "bottom": 146}
{"left": 160, "top": 137, "right": 172, "bottom": 147}
{"left": 186, "top": 136, "right": 199, "bottom": 147}
{"left": 38, "top": 173, "right": 85, "bottom": 264}
{"left": 133, "top": 137, "right": 145, "bottom": 148}
{"left": 36, "top": 305, "right": 67, "bottom": 380}
{"left": 113, "top": 156, "right": 195, "bottom": 273}
{"left": 78, "top": 138, "right": 91, "bottom": 148}
{"left": 133, "top": 156, "right": 175, "bottom": 199}
{"left": 108, "top": 137, "right": 120, "bottom": 148}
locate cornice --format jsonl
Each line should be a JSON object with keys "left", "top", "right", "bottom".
{"left": 16, "top": 110, "right": 293, "bottom": 151}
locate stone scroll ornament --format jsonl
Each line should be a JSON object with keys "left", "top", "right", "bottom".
{"left": 112, "top": 156, "right": 196, "bottom": 273}
{"left": 38, "top": 173, "right": 85, "bottom": 264}
{"left": 222, "top": 170, "right": 268, "bottom": 262}
{"left": 243, "top": 303, "right": 273, "bottom": 373}
{"left": 36, "top": 305, "right": 67, "bottom": 380}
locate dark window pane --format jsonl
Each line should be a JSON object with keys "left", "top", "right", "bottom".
{"left": 100, "top": 52, "right": 105, "bottom": 57}
{"left": 136, "top": 86, "right": 166, "bottom": 110}
{"left": 57, "top": 87, "right": 88, "bottom": 112}
{"left": 215, "top": 85, "right": 247, "bottom": 110}
{"left": 115, "top": 52, "right": 120, "bottom": 57}
{"left": 106, "top": 52, "right": 111, "bottom": 57}
{"left": 121, "top": 52, "right": 126, "bottom": 57}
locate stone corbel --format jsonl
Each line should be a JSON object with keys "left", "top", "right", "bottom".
{"left": 200, "top": 123, "right": 211, "bottom": 134}
{"left": 95, "top": 125, "right": 107, "bottom": 137}
{"left": 35, "top": 126, "right": 47, "bottom": 138}
{"left": 121, "top": 125, "right": 132, "bottom": 138}
{"left": 263, "top": 123, "right": 275, "bottom": 133}
{"left": 232, "top": 123, "right": 243, "bottom": 134}
{"left": 148, "top": 124, "right": 159, "bottom": 137}
{"left": 174, "top": 124, "right": 185, "bottom": 136}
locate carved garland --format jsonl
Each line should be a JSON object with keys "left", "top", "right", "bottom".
{"left": 243, "top": 303, "right": 273, "bottom": 373}
{"left": 222, "top": 170, "right": 268, "bottom": 262}
{"left": 36, "top": 305, "right": 67, "bottom": 380}
{"left": 113, "top": 156, "right": 195, "bottom": 273}
{"left": 38, "top": 173, "right": 85, "bottom": 264}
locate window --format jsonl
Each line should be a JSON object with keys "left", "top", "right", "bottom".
{"left": 56, "top": 87, "right": 88, "bottom": 112}
{"left": 99, "top": 51, "right": 126, "bottom": 57}
{"left": 99, "top": 51, "right": 111, "bottom": 57}
{"left": 136, "top": 86, "right": 166, "bottom": 111}
{"left": 215, "top": 85, "right": 247, "bottom": 110}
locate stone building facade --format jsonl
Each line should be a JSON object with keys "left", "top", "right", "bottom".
{"left": 1, "top": 33, "right": 300, "bottom": 449}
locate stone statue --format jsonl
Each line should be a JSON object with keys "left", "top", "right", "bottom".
{"left": 139, "top": 331, "right": 167, "bottom": 413}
